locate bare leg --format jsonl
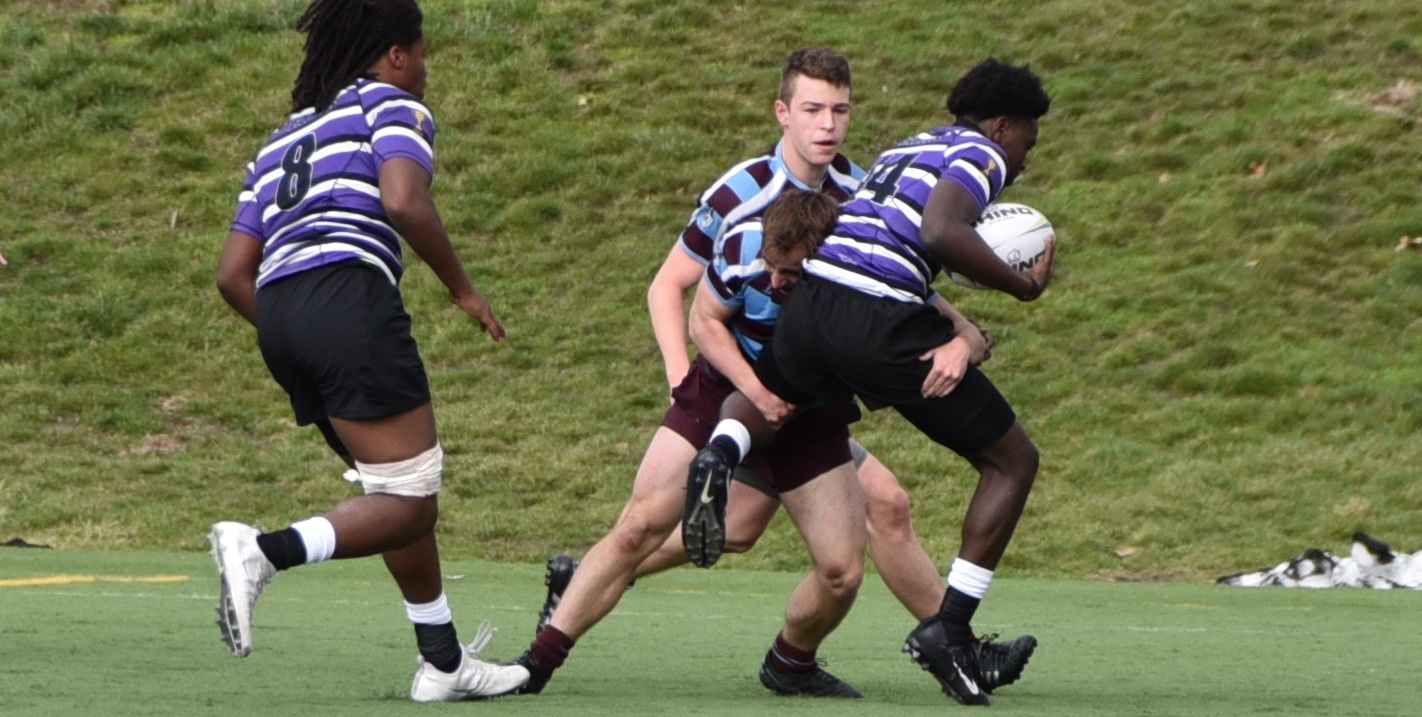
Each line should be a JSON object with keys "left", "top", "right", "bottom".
{"left": 958, "top": 422, "right": 1039, "bottom": 570}
{"left": 325, "top": 405, "right": 444, "bottom": 602}
{"left": 380, "top": 531, "right": 444, "bottom": 605}
{"left": 777, "top": 462, "right": 866, "bottom": 651}
{"left": 635, "top": 480, "right": 780, "bottom": 578}
{"left": 894, "top": 422, "right": 1041, "bottom": 701}
{"left": 549, "top": 428, "right": 694, "bottom": 639}
{"left": 859, "top": 453, "right": 943, "bottom": 620}
{"left": 329, "top": 403, "right": 437, "bottom": 464}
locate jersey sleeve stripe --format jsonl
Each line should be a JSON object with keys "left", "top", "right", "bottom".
{"left": 705, "top": 265, "right": 737, "bottom": 304}
{"left": 372, "top": 126, "right": 433, "bottom": 159}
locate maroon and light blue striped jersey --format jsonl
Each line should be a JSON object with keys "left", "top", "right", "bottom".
{"left": 231, "top": 78, "right": 436, "bottom": 289}
{"left": 806, "top": 125, "right": 1009, "bottom": 304}
{"left": 704, "top": 218, "right": 782, "bottom": 363}
{"left": 676, "top": 140, "right": 863, "bottom": 265}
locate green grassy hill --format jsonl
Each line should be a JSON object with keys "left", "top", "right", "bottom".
{"left": 2, "top": 0, "right": 1421, "bottom": 581}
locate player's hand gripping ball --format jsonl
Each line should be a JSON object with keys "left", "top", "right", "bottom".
{"left": 949, "top": 203, "right": 1054, "bottom": 290}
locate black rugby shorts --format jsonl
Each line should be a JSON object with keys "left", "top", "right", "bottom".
{"left": 256, "top": 261, "right": 431, "bottom": 425}
{"left": 756, "top": 275, "right": 1016, "bottom": 456}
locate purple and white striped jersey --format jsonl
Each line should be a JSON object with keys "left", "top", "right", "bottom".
{"left": 805, "top": 125, "right": 1009, "bottom": 304}
{"left": 676, "top": 139, "right": 863, "bottom": 265}
{"left": 231, "top": 78, "right": 436, "bottom": 289}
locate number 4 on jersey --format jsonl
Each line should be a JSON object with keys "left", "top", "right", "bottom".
{"left": 861, "top": 154, "right": 914, "bottom": 204}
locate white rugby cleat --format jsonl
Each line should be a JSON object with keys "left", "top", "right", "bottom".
{"left": 208, "top": 521, "right": 276, "bottom": 658}
{"left": 410, "top": 644, "right": 530, "bottom": 701}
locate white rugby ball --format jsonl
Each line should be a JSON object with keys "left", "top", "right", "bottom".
{"left": 948, "top": 202, "right": 1053, "bottom": 290}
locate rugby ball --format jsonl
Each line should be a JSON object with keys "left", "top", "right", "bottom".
{"left": 948, "top": 203, "right": 1053, "bottom": 290}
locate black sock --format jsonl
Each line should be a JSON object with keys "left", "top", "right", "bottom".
{"left": 414, "top": 622, "right": 462, "bottom": 673}
{"left": 938, "top": 587, "right": 981, "bottom": 645}
{"left": 708, "top": 433, "right": 744, "bottom": 465}
{"left": 256, "top": 528, "right": 306, "bottom": 571}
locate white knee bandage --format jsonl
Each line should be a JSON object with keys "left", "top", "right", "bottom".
{"left": 341, "top": 443, "right": 444, "bottom": 497}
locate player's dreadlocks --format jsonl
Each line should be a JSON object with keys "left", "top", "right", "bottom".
{"left": 289, "top": 0, "right": 424, "bottom": 112}
{"left": 947, "top": 57, "right": 1051, "bottom": 121}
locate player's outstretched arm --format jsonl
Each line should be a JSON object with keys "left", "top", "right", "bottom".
{"left": 379, "top": 157, "right": 504, "bottom": 341}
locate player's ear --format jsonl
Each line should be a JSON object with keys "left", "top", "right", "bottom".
{"left": 366, "top": 45, "right": 398, "bottom": 76}
{"left": 981, "top": 116, "right": 1011, "bottom": 144}
{"left": 774, "top": 99, "right": 791, "bottom": 128}
{"left": 386, "top": 44, "right": 408, "bottom": 70}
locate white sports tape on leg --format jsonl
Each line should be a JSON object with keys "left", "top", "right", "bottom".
{"left": 341, "top": 443, "right": 444, "bottom": 497}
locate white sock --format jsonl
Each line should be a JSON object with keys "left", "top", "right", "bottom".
{"left": 710, "top": 419, "right": 751, "bottom": 462}
{"left": 946, "top": 557, "right": 994, "bottom": 600}
{"left": 291, "top": 516, "right": 336, "bottom": 564}
{"left": 405, "top": 592, "right": 454, "bottom": 625}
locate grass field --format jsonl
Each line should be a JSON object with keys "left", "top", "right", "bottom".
{"left": 3, "top": 0, "right": 1422, "bottom": 580}
{"left": 2, "top": 3, "right": 1422, "bottom": 712}
{"left": 2, "top": 1, "right": 1422, "bottom": 711}
{"left": 1, "top": 547, "right": 1415, "bottom": 716}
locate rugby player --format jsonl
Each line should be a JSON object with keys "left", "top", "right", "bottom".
{"left": 536, "top": 47, "right": 969, "bottom": 656}
{"left": 686, "top": 57, "right": 1055, "bottom": 706}
{"left": 516, "top": 191, "right": 868, "bottom": 698}
{"left": 209, "top": 0, "right": 526, "bottom": 701}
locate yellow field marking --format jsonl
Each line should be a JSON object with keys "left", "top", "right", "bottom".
{"left": 0, "top": 573, "right": 190, "bottom": 588}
